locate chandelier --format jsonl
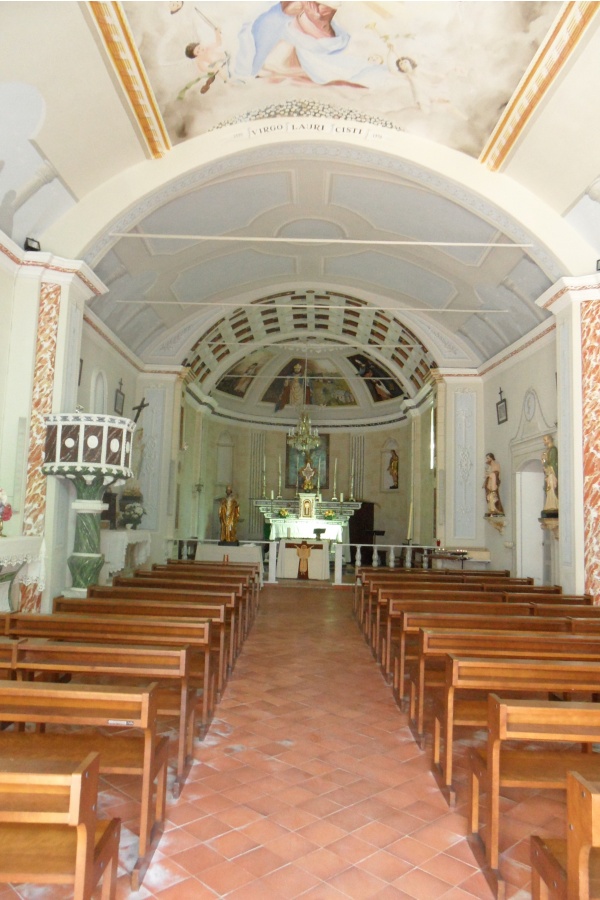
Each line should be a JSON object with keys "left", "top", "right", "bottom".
{"left": 287, "top": 411, "right": 320, "bottom": 453}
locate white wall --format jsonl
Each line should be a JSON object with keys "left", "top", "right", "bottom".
{"left": 482, "top": 329, "right": 557, "bottom": 572}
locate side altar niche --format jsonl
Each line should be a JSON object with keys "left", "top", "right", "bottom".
{"left": 254, "top": 492, "right": 361, "bottom": 541}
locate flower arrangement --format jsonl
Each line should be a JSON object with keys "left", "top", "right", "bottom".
{"left": 120, "top": 502, "right": 145, "bottom": 529}
{"left": 323, "top": 509, "right": 336, "bottom": 520}
{"left": 0, "top": 488, "right": 12, "bottom": 536}
{"left": 278, "top": 508, "right": 290, "bottom": 518}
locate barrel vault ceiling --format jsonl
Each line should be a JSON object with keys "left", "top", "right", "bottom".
{"left": 2, "top": 1, "right": 600, "bottom": 427}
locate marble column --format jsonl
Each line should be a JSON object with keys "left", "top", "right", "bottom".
{"left": 537, "top": 274, "right": 600, "bottom": 597}
{"left": 432, "top": 369, "right": 484, "bottom": 550}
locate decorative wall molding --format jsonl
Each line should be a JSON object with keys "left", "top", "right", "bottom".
{"left": 453, "top": 390, "right": 477, "bottom": 539}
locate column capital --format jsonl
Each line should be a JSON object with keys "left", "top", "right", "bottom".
{"left": 537, "top": 273, "right": 600, "bottom": 317}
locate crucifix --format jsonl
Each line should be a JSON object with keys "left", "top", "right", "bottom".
{"left": 132, "top": 397, "right": 149, "bottom": 424}
{"left": 117, "top": 379, "right": 123, "bottom": 392}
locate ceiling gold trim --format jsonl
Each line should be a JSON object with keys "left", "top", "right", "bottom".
{"left": 480, "top": 1, "right": 599, "bottom": 170}
{"left": 88, "top": 1, "right": 171, "bottom": 158}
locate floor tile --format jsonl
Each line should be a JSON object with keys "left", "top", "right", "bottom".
{"left": 7, "top": 582, "right": 567, "bottom": 899}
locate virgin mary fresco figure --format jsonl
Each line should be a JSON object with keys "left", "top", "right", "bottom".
{"left": 235, "top": 1, "right": 396, "bottom": 88}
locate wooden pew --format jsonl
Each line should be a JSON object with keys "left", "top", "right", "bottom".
{"left": 87, "top": 583, "right": 240, "bottom": 675}
{"left": 508, "top": 594, "right": 592, "bottom": 606}
{"left": 355, "top": 574, "right": 516, "bottom": 639}
{"left": 530, "top": 771, "right": 600, "bottom": 900}
{"left": 408, "top": 629, "right": 600, "bottom": 742}
{"left": 468, "top": 694, "right": 600, "bottom": 897}
{"left": 372, "top": 587, "right": 508, "bottom": 659}
{"left": 161, "top": 561, "right": 261, "bottom": 615}
{"left": 383, "top": 594, "right": 592, "bottom": 686}
{"left": 13, "top": 639, "right": 195, "bottom": 798}
{"left": 362, "top": 579, "right": 557, "bottom": 646}
{"left": 5, "top": 612, "right": 216, "bottom": 734}
{"left": 0, "top": 680, "right": 168, "bottom": 890}
{"left": 147, "top": 565, "right": 256, "bottom": 617}
{"left": 362, "top": 582, "right": 493, "bottom": 644}
{"left": 54, "top": 593, "right": 229, "bottom": 699}
{"left": 533, "top": 604, "right": 600, "bottom": 618}
{"left": 354, "top": 571, "right": 487, "bottom": 622}
{"left": 116, "top": 572, "right": 253, "bottom": 638}
{"left": 98, "top": 581, "right": 243, "bottom": 663}
{"left": 0, "top": 752, "right": 120, "bottom": 900}
{"left": 432, "top": 655, "right": 600, "bottom": 804}
{"left": 141, "top": 563, "right": 254, "bottom": 622}
{"left": 389, "top": 607, "right": 563, "bottom": 698}
{"left": 383, "top": 599, "right": 532, "bottom": 689}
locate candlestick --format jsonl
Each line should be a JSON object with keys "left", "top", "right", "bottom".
{"left": 270, "top": 489, "right": 274, "bottom": 500}
{"left": 349, "top": 457, "right": 355, "bottom": 500}
{"left": 332, "top": 457, "right": 338, "bottom": 500}
{"left": 407, "top": 500, "right": 414, "bottom": 542}
{"left": 340, "top": 491, "right": 344, "bottom": 503}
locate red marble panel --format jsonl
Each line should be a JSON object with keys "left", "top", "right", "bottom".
{"left": 581, "top": 298, "right": 600, "bottom": 601}
{"left": 105, "top": 426, "right": 123, "bottom": 466}
{"left": 23, "top": 282, "right": 61, "bottom": 537}
{"left": 44, "top": 423, "right": 58, "bottom": 463}
{"left": 81, "top": 424, "right": 104, "bottom": 463}
{"left": 60, "top": 424, "right": 80, "bottom": 462}
{"left": 19, "top": 583, "right": 41, "bottom": 614}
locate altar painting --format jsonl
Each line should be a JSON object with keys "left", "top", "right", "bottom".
{"left": 286, "top": 436, "right": 329, "bottom": 491}
{"left": 263, "top": 358, "right": 355, "bottom": 410}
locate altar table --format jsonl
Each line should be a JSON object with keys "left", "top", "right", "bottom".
{"left": 269, "top": 518, "right": 343, "bottom": 542}
{"left": 276, "top": 539, "right": 330, "bottom": 580}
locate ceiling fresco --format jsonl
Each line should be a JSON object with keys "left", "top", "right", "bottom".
{"left": 2, "top": 2, "right": 599, "bottom": 429}
{"left": 122, "top": 1, "right": 561, "bottom": 156}
{"left": 263, "top": 358, "right": 357, "bottom": 410}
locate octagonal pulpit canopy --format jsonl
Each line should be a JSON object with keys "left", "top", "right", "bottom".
{"left": 42, "top": 413, "right": 137, "bottom": 592}
{"left": 42, "top": 413, "right": 135, "bottom": 482}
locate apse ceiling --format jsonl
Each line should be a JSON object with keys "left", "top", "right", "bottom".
{"left": 2, "top": 1, "right": 600, "bottom": 428}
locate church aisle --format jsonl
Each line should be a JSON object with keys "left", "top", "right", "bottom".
{"left": 2, "top": 585, "right": 559, "bottom": 899}
{"left": 134, "top": 584, "right": 494, "bottom": 900}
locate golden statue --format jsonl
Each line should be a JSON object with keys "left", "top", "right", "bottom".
{"left": 219, "top": 485, "right": 240, "bottom": 543}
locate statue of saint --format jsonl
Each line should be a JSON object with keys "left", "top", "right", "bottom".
{"left": 483, "top": 453, "right": 504, "bottom": 516}
{"left": 219, "top": 485, "right": 240, "bottom": 543}
{"left": 541, "top": 434, "right": 558, "bottom": 516}
{"left": 387, "top": 449, "right": 399, "bottom": 489}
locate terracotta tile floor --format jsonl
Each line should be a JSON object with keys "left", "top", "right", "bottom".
{"left": 2, "top": 583, "right": 566, "bottom": 899}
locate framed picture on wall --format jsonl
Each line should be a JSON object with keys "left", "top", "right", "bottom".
{"left": 496, "top": 397, "right": 508, "bottom": 425}
{"left": 114, "top": 387, "right": 125, "bottom": 416}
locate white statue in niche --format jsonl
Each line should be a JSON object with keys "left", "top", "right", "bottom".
{"left": 483, "top": 453, "right": 504, "bottom": 516}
